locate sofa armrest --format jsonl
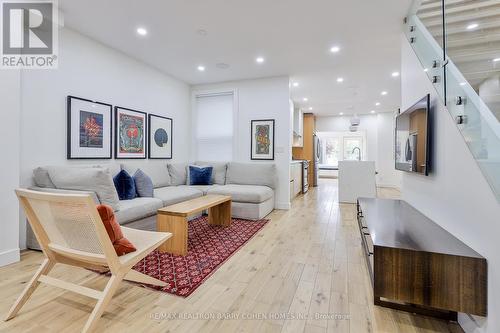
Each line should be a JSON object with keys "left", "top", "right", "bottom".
{"left": 29, "top": 186, "right": 101, "bottom": 205}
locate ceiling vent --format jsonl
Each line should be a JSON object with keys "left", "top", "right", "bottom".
{"left": 350, "top": 116, "right": 360, "bottom": 126}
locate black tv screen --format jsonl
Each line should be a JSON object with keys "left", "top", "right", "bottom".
{"left": 395, "top": 94, "right": 431, "bottom": 175}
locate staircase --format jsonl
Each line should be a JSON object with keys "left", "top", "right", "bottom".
{"left": 417, "top": 0, "right": 500, "bottom": 120}
{"left": 405, "top": 0, "right": 500, "bottom": 202}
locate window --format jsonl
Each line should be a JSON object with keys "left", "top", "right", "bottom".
{"left": 343, "top": 137, "right": 363, "bottom": 160}
{"left": 325, "top": 137, "right": 340, "bottom": 166}
{"left": 318, "top": 131, "right": 365, "bottom": 167}
{"left": 194, "top": 92, "right": 235, "bottom": 161}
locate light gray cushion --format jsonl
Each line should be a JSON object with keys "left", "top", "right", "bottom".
{"left": 94, "top": 164, "right": 122, "bottom": 178}
{"left": 29, "top": 186, "right": 100, "bottom": 205}
{"left": 33, "top": 167, "right": 56, "bottom": 188}
{"left": 47, "top": 166, "right": 120, "bottom": 211}
{"left": 115, "top": 197, "right": 163, "bottom": 225}
{"left": 153, "top": 186, "right": 203, "bottom": 206}
{"left": 177, "top": 184, "right": 219, "bottom": 195}
{"left": 226, "top": 162, "right": 277, "bottom": 189}
{"left": 207, "top": 184, "right": 274, "bottom": 203}
{"left": 133, "top": 169, "right": 154, "bottom": 197}
{"left": 121, "top": 162, "right": 170, "bottom": 188}
{"left": 195, "top": 161, "right": 227, "bottom": 185}
{"left": 167, "top": 163, "right": 188, "bottom": 186}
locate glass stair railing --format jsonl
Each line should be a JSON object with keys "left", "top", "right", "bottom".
{"left": 405, "top": 0, "right": 500, "bottom": 202}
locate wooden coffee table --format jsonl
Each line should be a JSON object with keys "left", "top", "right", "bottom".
{"left": 157, "top": 194, "right": 232, "bottom": 255}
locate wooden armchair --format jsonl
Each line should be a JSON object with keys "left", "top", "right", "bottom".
{"left": 5, "top": 189, "right": 172, "bottom": 333}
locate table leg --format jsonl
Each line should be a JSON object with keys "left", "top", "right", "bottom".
{"left": 157, "top": 215, "right": 188, "bottom": 255}
{"left": 208, "top": 200, "right": 232, "bottom": 226}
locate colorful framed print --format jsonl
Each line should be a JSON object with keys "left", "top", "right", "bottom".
{"left": 67, "top": 96, "right": 112, "bottom": 159}
{"left": 251, "top": 119, "right": 275, "bottom": 160}
{"left": 115, "top": 106, "right": 147, "bottom": 159}
{"left": 148, "top": 114, "right": 173, "bottom": 159}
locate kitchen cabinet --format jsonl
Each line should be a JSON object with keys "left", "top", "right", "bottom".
{"left": 292, "top": 108, "right": 303, "bottom": 147}
{"left": 290, "top": 162, "right": 302, "bottom": 198}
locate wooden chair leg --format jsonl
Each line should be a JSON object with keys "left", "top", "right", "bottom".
{"left": 81, "top": 274, "right": 123, "bottom": 333}
{"left": 4, "top": 258, "right": 55, "bottom": 321}
{"left": 124, "top": 269, "right": 167, "bottom": 287}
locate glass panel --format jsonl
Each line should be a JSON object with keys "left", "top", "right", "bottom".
{"left": 343, "top": 137, "right": 363, "bottom": 161}
{"left": 446, "top": 61, "right": 500, "bottom": 199}
{"left": 444, "top": 0, "right": 500, "bottom": 122}
{"left": 405, "top": 14, "right": 446, "bottom": 99}
{"left": 325, "top": 138, "right": 340, "bottom": 166}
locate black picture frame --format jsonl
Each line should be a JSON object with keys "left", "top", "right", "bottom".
{"left": 148, "top": 114, "right": 173, "bottom": 159}
{"left": 114, "top": 106, "right": 148, "bottom": 159}
{"left": 250, "top": 119, "right": 275, "bottom": 160}
{"left": 67, "top": 95, "right": 112, "bottom": 159}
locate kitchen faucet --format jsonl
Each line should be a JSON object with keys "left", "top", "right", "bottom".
{"left": 352, "top": 147, "right": 361, "bottom": 161}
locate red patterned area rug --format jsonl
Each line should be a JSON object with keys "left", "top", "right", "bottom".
{"left": 131, "top": 216, "right": 269, "bottom": 297}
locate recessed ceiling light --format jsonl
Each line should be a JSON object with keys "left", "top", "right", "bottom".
{"left": 375, "top": 102, "right": 381, "bottom": 106}
{"left": 460, "top": 82, "right": 467, "bottom": 86}
{"left": 330, "top": 46, "right": 340, "bottom": 53}
{"left": 256, "top": 57, "right": 265, "bottom": 64}
{"left": 216, "top": 63, "right": 229, "bottom": 69}
{"left": 466, "top": 23, "right": 479, "bottom": 30}
{"left": 370, "top": 110, "right": 376, "bottom": 114}
{"left": 308, "top": 107, "right": 313, "bottom": 111}
{"left": 197, "top": 65, "right": 205, "bottom": 72}
{"left": 381, "top": 91, "right": 388, "bottom": 96}
{"left": 493, "top": 58, "right": 500, "bottom": 62}
{"left": 339, "top": 112, "right": 344, "bottom": 116}
{"left": 292, "top": 82, "right": 299, "bottom": 87}
{"left": 392, "top": 72, "right": 400, "bottom": 77}
{"left": 336, "top": 77, "right": 344, "bottom": 83}
{"left": 423, "top": 68, "right": 429, "bottom": 72}
{"left": 303, "top": 97, "right": 308, "bottom": 102}
{"left": 136, "top": 27, "right": 148, "bottom": 36}
{"left": 197, "top": 29, "right": 208, "bottom": 36}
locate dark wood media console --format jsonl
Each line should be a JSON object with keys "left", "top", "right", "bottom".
{"left": 356, "top": 198, "right": 487, "bottom": 319}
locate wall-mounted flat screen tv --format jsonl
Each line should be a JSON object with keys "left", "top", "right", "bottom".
{"left": 395, "top": 94, "right": 431, "bottom": 176}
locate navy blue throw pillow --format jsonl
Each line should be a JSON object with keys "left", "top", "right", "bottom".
{"left": 113, "top": 170, "right": 136, "bottom": 200}
{"left": 189, "top": 165, "right": 213, "bottom": 185}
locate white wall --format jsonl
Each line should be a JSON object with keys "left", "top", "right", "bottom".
{"left": 401, "top": 35, "right": 500, "bottom": 332}
{"left": 315, "top": 114, "right": 401, "bottom": 187}
{"left": 192, "top": 76, "right": 292, "bottom": 209}
{"left": 18, "top": 28, "right": 191, "bottom": 249}
{"left": 0, "top": 70, "right": 21, "bottom": 266}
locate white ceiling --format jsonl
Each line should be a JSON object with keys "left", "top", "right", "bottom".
{"left": 59, "top": 0, "right": 412, "bottom": 116}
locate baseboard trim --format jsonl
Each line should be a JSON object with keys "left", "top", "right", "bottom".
{"left": 275, "top": 202, "right": 291, "bottom": 210}
{"left": 0, "top": 248, "right": 20, "bottom": 267}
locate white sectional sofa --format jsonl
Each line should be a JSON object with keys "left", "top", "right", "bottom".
{"left": 27, "top": 161, "right": 277, "bottom": 250}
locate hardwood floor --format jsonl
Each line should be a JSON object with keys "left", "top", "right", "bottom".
{"left": 0, "top": 179, "right": 462, "bottom": 333}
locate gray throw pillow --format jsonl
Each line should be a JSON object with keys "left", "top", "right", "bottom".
{"left": 47, "top": 166, "right": 120, "bottom": 211}
{"left": 167, "top": 163, "right": 188, "bottom": 185}
{"left": 133, "top": 169, "right": 154, "bottom": 197}
{"left": 33, "top": 167, "right": 56, "bottom": 188}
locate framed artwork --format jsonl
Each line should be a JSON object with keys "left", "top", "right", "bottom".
{"left": 115, "top": 106, "right": 147, "bottom": 159}
{"left": 148, "top": 114, "right": 173, "bottom": 159}
{"left": 67, "top": 95, "right": 112, "bottom": 159}
{"left": 251, "top": 119, "right": 275, "bottom": 160}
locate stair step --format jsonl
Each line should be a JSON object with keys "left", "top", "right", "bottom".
{"left": 421, "top": 6, "right": 500, "bottom": 28}
{"left": 419, "top": 0, "right": 473, "bottom": 12}
{"left": 418, "top": 0, "right": 500, "bottom": 19}
{"left": 428, "top": 15, "right": 500, "bottom": 36}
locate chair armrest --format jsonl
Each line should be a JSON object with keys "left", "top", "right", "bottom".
{"left": 29, "top": 186, "right": 101, "bottom": 205}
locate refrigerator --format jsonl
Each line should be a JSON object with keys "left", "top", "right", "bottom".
{"left": 313, "top": 133, "right": 321, "bottom": 186}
